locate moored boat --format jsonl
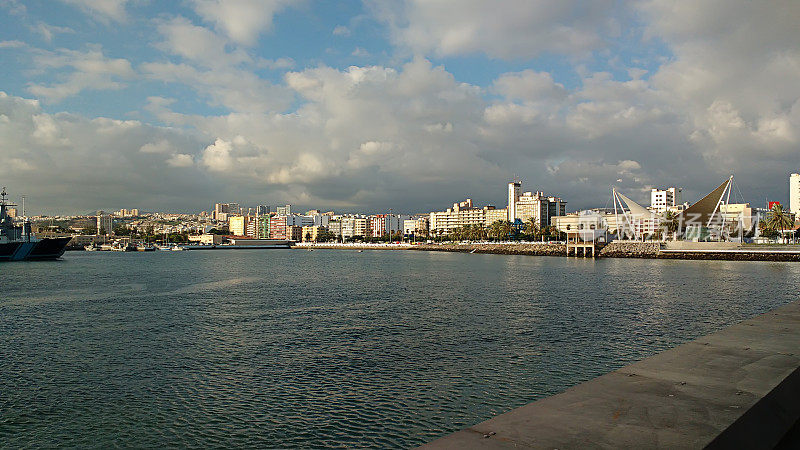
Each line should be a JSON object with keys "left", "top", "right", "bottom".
{"left": 0, "top": 187, "right": 70, "bottom": 261}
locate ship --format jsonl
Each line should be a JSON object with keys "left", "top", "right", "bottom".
{"left": 0, "top": 187, "right": 71, "bottom": 261}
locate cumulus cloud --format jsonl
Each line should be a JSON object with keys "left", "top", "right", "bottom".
{"left": 368, "top": 0, "right": 618, "bottom": 58}
{"left": 190, "top": 0, "right": 297, "bottom": 46}
{"left": 0, "top": 91, "right": 214, "bottom": 213}
{"left": 27, "top": 46, "right": 135, "bottom": 102}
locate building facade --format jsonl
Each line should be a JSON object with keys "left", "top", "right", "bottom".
{"left": 508, "top": 181, "right": 521, "bottom": 222}
{"left": 514, "top": 191, "right": 566, "bottom": 227}
{"left": 97, "top": 214, "right": 114, "bottom": 235}
{"left": 650, "top": 187, "right": 683, "bottom": 214}
{"left": 429, "top": 199, "right": 501, "bottom": 235}
{"left": 791, "top": 173, "right": 800, "bottom": 216}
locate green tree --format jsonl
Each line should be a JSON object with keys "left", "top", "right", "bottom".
{"left": 524, "top": 217, "right": 539, "bottom": 240}
{"left": 661, "top": 210, "right": 680, "bottom": 241}
{"left": 767, "top": 204, "right": 793, "bottom": 243}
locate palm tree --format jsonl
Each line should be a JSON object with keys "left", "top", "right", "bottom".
{"left": 767, "top": 203, "right": 793, "bottom": 244}
{"left": 498, "top": 220, "right": 513, "bottom": 241}
{"left": 662, "top": 210, "right": 680, "bottom": 241}
{"left": 524, "top": 217, "right": 539, "bottom": 240}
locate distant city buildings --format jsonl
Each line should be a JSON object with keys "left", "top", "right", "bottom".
{"left": 115, "top": 208, "right": 140, "bottom": 217}
{"left": 790, "top": 173, "right": 799, "bottom": 216}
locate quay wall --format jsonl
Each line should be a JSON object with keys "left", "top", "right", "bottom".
{"left": 412, "top": 243, "right": 566, "bottom": 256}
{"left": 422, "top": 299, "right": 800, "bottom": 449}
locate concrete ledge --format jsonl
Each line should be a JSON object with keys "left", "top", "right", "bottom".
{"left": 421, "top": 300, "right": 800, "bottom": 449}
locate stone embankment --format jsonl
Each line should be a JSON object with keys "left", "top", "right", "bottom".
{"left": 598, "top": 241, "right": 661, "bottom": 258}
{"left": 412, "top": 243, "right": 566, "bottom": 256}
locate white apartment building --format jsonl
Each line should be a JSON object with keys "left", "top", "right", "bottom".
{"left": 96, "top": 214, "right": 114, "bottom": 235}
{"left": 340, "top": 217, "right": 370, "bottom": 238}
{"left": 650, "top": 187, "right": 682, "bottom": 213}
{"left": 403, "top": 217, "right": 429, "bottom": 236}
{"left": 790, "top": 173, "right": 800, "bottom": 216}
{"left": 429, "top": 199, "right": 500, "bottom": 235}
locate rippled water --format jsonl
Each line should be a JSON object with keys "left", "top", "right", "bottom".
{"left": 1, "top": 250, "right": 798, "bottom": 448}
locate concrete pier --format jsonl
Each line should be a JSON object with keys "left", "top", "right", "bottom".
{"left": 422, "top": 300, "right": 800, "bottom": 449}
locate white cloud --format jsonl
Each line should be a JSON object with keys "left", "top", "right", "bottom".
{"left": 139, "top": 140, "right": 173, "bottom": 154}
{"left": 167, "top": 153, "right": 195, "bottom": 167}
{"left": 59, "top": 0, "right": 129, "bottom": 23}
{"left": 30, "top": 22, "right": 75, "bottom": 43}
{"left": 190, "top": 0, "right": 297, "bottom": 46}
{"left": 333, "top": 25, "right": 350, "bottom": 36}
{"left": 27, "top": 46, "right": 135, "bottom": 102}
{"left": 368, "top": 0, "right": 618, "bottom": 59}
{"left": 0, "top": 91, "right": 212, "bottom": 213}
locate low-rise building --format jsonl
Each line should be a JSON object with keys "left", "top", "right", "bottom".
{"left": 301, "top": 226, "right": 325, "bottom": 242}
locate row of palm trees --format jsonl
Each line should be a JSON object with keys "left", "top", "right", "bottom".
{"left": 445, "top": 218, "right": 563, "bottom": 242}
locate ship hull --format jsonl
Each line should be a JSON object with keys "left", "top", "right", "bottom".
{"left": 0, "top": 237, "right": 71, "bottom": 261}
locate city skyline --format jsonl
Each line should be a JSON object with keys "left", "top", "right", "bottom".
{"left": 1, "top": 1, "right": 799, "bottom": 215}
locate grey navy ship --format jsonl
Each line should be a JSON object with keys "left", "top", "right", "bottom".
{"left": 0, "top": 187, "right": 70, "bottom": 261}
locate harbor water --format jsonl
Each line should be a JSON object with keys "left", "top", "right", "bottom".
{"left": 2, "top": 250, "right": 798, "bottom": 448}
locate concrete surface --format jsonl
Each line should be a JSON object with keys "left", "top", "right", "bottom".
{"left": 421, "top": 300, "right": 800, "bottom": 449}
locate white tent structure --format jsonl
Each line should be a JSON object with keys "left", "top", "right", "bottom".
{"left": 612, "top": 176, "right": 734, "bottom": 241}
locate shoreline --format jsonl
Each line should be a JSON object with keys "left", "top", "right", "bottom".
{"left": 408, "top": 242, "right": 800, "bottom": 262}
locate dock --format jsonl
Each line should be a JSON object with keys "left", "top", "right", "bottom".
{"left": 421, "top": 299, "right": 800, "bottom": 449}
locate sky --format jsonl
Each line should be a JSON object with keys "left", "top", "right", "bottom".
{"left": 0, "top": 0, "right": 799, "bottom": 215}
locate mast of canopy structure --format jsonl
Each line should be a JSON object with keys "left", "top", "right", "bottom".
{"left": 612, "top": 188, "right": 637, "bottom": 241}
{"left": 704, "top": 175, "right": 734, "bottom": 238}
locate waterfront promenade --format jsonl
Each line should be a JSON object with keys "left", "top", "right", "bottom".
{"left": 422, "top": 299, "right": 800, "bottom": 449}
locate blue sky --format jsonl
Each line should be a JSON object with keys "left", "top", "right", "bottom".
{"left": 0, "top": 0, "right": 798, "bottom": 214}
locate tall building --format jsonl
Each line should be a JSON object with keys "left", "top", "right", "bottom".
{"left": 214, "top": 202, "right": 240, "bottom": 221}
{"left": 514, "top": 191, "right": 566, "bottom": 227}
{"left": 257, "top": 205, "right": 270, "bottom": 216}
{"left": 276, "top": 205, "right": 292, "bottom": 215}
{"left": 257, "top": 215, "right": 271, "bottom": 239}
{"left": 650, "top": 187, "right": 682, "bottom": 213}
{"left": 97, "top": 214, "right": 114, "bottom": 235}
{"left": 228, "top": 215, "right": 247, "bottom": 236}
{"left": 508, "top": 181, "right": 521, "bottom": 221}
{"left": 791, "top": 173, "right": 800, "bottom": 216}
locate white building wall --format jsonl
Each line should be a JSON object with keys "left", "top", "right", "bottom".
{"left": 791, "top": 173, "right": 800, "bottom": 216}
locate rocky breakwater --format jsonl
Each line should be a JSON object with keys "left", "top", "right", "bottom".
{"left": 413, "top": 243, "right": 566, "bottom": 256}
{"left": 598, "top": 241, "right": 661, "bottom": 258}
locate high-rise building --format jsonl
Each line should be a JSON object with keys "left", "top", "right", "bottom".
{"left": 790, "top": 173, "right": 800, "bottom": 216}
{"left": 276, "top": 205, "right": 292, "bottom": 215}
{"left": 214, "top": 202, "right": 240, "bottom": 221}
{"left": 650, "top": 187, "right": 682, "bottom": 214}
{"left": 257, "top": 215, "right": 270, "bottom": 239}
{"left": 514, "top": 191, "right": 566, "bottom": 227}
{"left": 257, "top": 205, "right": 270, "bottom": 216}
{"left": 228, "top": 215, "right": 247, "bottom": 236}
{"left": 508, "top": 181, "right": 521, "bottom": 221}
{"left": 97, "top": 214, "right": 114, "bottom": 235}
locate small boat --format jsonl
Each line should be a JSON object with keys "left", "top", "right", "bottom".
{"left": 84, "top": 243, "right": 100, "bottom": 251}
{"left": 136, "top": 243, "right": 156, "bottom": 251}
{"left": 170, "top": 245, "right": 185, "bottom": 251}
